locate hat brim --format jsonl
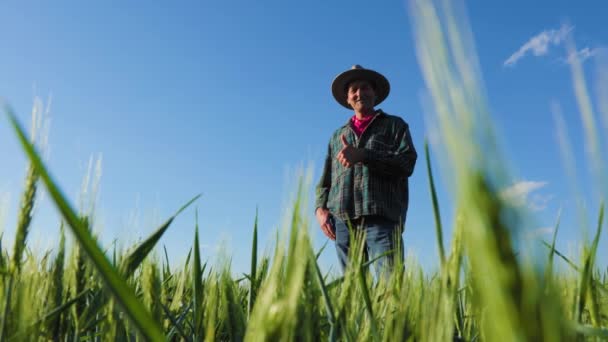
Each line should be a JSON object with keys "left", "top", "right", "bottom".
{"left": 331, "top": 68, "right": 390, "bottom": 109}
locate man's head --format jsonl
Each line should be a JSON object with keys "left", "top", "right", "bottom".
{"left": 346, "top": 79, "right": 376, "bottom": 113}
{"left": 332, "top": 65, "right": 390, "bottom": 110}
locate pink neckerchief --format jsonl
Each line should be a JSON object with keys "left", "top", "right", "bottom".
{"left": 350, "top": 113, "right": 376, "bottom": 137}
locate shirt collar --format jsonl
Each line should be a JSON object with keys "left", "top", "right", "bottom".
{"left": 341, "top": 109, "right": 384, "bottom": 128}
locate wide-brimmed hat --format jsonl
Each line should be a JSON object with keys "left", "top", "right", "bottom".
{"left": 331, "top": 65, "right": 390, "bottom": 109}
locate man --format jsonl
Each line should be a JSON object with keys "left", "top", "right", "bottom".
{"left": 315, "top": 65, "right": 417, "bottom": 276}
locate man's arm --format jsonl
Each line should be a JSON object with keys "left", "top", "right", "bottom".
{"left": 315, "top": 142, "right": 336, "bottom": 240}
{"left": 315, "top": 142, "right": 332, "bottom": 210}
{"left": 363, "top": 121, "right": 417, "bottom": 177}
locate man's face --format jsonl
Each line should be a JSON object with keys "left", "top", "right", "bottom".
{"left": 346, "top": 80, "right": 376, "bottom": 112}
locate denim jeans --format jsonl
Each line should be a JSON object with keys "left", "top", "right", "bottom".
{"left": 330, "top": 215, "right": 404, "bottom": 278}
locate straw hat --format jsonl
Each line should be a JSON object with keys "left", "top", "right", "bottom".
{"left": 331, "top": 65, "right": 390, "bottom": 109}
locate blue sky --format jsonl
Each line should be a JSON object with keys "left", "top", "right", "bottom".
{"left": 1, "top": 0, "right": 607, "bottom": 275}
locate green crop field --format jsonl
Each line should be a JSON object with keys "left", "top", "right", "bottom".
{"left": 1, "top": 0, "right": 607, "bottom": 341}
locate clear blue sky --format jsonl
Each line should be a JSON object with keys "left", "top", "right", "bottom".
{"left": 1, "top": 0, "right": 607, "bottom": 275}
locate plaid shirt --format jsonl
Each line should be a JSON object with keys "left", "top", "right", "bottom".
{"left": 315, "top": 109, "right": 417, "bottom": 223}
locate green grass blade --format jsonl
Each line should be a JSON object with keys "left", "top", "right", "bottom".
{"left": 112, "top": 239, "right": 117, "bottom": 266}
{"left": 0, "top": 276, "right": 15, "bottom": 340}
{"left": 541, "top": 240, "right": 579, "bottom": 271}
{"left": 49, "top": 224, "right": 66, "bottom": 339}
{"left": 573, "top": 324, "right": 608, "bottom": 338}
{"left": 162, "top": 302, "right": 191, "bottom": 342}
{"left": 236, "top": 273, "right": 251, "bottom": 284}
{"left": 11, "top": 162, "right": 38, "bottom": 275}
{"left": 193, "top": 208, "right": 204, "bottom": 338}
{"left": 357, "top": 270, "right": 377, "bottom": 339}
{"left": 78, "top": 314, "right": 108, "bottom": 336}
{"left": 567, "top": 38, "right": 604, "bottom": 188}
{"left": 163, "top": 245, "right": 171, "bottom": 278}
{"left": 25, "top": 289, "right": 89, "bottom": 337}
{"left": 325, "top": 249, "right": 394, "bottom": 291}
{"left": 546, "top": 208, "right": 562, "bottom": 280}
{"left": 184, "top": 247, "right": 192, "bottom": 270}
{"left": 425, "top": 139, "right": 445, "bottom": 266}
{"left": 586, "top": 203, "right": 604, "bottom": 326}
{"left": 576, "top": 203, "right": 604, "bottom": 324}
{"left": 540, "top": 238, "right": 608, "bottom": 299}
{"left": 0, "top": 233, "right": 4, "bottom": 269}
{"left": 248, "top": 207, "right": 258, "bottom": 317}
{"left": 6, "top": 108, "right": 165, "bottom": 342}
{"left": 119, "top": 194, "right": 200, "bottom": 277}
{"left": 201, "top": 261, "right": 208, "bottom": 279}
{"left": 222, "top": 270, "right": 245, "bottom": 341}
{"left": 311, "top": 252, "right": 337, "bottom": 342}
{"left": 316, "top": 239, "right": 330, "bottom": 260}
{"left": 589, "top": 204, "right": 604, "bottom": 268}
{"left": 168, "top": 249, "right": 191, "bottom": 311}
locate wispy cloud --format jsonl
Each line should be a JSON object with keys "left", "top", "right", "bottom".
{"left": 504, "top": 24, "right": 573, "bottom": 67}
{"left": 500, "top": 180, "right": 550, "bottom": 211}
{"left": 524, "top": 226, "right": 554, "bottom": 240}
{"left": 529, "top": 193, "right": 555, "bottom": 211}
{"left": 563, "top": 47, "right": 608, "bottom": 65}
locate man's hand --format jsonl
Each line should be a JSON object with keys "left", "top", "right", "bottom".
{"left": 337, "top": 134, "right": 365, "bottom": 168}
{"left": 315, "top": 207, "right": 335, "bottom": 240}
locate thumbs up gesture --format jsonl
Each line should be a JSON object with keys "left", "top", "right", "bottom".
{"left": 337, "top": 134, "right": 364, "bottom": 168}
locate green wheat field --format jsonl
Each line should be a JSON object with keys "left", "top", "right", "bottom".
{"left": 1, "top": 1, "right": 607, "bottom": 341}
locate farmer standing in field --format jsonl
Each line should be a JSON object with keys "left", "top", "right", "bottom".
{"left": 315, "top": 65, "right": 417, "bottom": 277}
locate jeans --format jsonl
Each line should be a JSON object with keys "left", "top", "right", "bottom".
{"left": 330, "top": 215, "right": 404, "bottom": 278}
